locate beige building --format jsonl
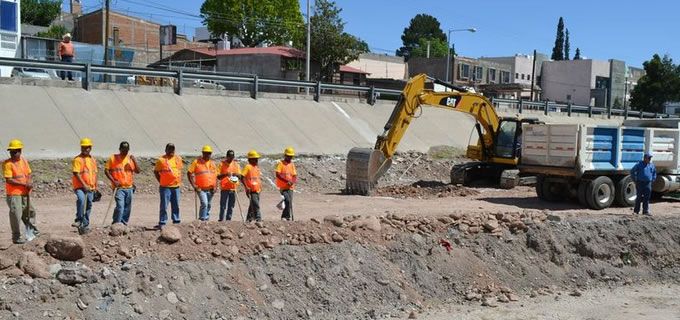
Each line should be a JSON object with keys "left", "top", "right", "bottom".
{"left": 346, "top": 53, "right": 406, "bottom": 80}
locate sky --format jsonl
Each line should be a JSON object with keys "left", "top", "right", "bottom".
{"left": 61, "top": 0, "right": 679, "bottom": 67}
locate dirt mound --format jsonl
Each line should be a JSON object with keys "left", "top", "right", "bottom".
{"left": 374, "top": 180, "right": 479, "bottom": 199}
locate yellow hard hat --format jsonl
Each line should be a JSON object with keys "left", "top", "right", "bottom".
{"left": 202, "top": 145, "right": 213, "bottom": 153}
{"left": 7, "top": 139, "right": 23, "bottom": 150}
{"left": 284, "top": 147, "right": 295, "bottom": 157}
{"left": 80, "top": 138, "right": 93, "bottom": 147}
{"left": 247, "top": 149, "right": 261, "bottom": 159}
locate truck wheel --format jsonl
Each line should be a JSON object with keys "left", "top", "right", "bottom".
{"left": 586, "top": 176, "right": 615, "bottom": 210}
{"left": 614, "top": 175, "right": 636, "bottom": 207}
{"left": 577, "top": 180, "right": 590, "bottom": 207}
{"left": 541, "top": 179, "right": 564, "bottom": 202}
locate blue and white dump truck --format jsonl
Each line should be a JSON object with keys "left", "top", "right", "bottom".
{"left": 519, "top": 119, "right": 680, "bottom": 209}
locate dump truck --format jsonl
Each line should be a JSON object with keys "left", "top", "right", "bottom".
{"left": 520, "top": 119, "right": 680, "bottom": 209}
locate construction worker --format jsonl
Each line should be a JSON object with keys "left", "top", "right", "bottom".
{"left": 188, "top": 145, "right": 218, "bottom": 221}
{"left": 242, "top": 150, "right": 262, "bottom": 222}
{"left": 154, "top": 143, "right": 183, "bottom": 228}
{"left": 105, "top": 141, "right": 140, "bottom": 225}
{"left": 3, "top": 139, "right": 39, "bottom": 244}
{"left": 631, "top": 153, "right": 657, "bottom": 216}
{"left": 217, "top": 150, "right": 241, "bottom": 221}
{"left": 275, "top": 147, "right": 297, "bottom": 221}
{"left": 72, "top": 138, "right": 98, "bottom": 235}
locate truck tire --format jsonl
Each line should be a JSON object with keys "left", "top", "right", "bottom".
{"left": 614, "top": 175, "right": 636, "bottom": 207}
{"left": 541, "top": 179, "right": 563, "bottom": 202}
{"left": 577, "top": 180, "right": 590, "bottom": 207}
{"left": 586, "top": 176, "right": 615, "bottom": 210}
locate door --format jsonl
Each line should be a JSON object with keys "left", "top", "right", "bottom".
{"left": 494, "top": 120, "right": 520, "bottom": 159}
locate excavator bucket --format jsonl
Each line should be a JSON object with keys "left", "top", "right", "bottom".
{"left": 345, "top": 147, "right": 392, "bottom": 195}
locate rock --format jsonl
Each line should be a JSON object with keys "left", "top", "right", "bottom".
{"left": 77, "top": 298, "right": 88, "bottom": 310}
{"left": 255, "top": 221, "right": 265, "bottom": 228}
{"left": 178, "top": 305, "right": 189, "bottom": 314}
{"left": 306, "top": 276, "right": 317, "bottom": 288}
{"left": 323, "top": 215, "right": 345, "bottom": 227}
{"left": 497, "top": 295, "right": 510, "bottom": 303}
{"left": 331, "top": 233, "right": 344, "bottom": 242}
{"left": 227, "top": 245, "right": 240, "bottom": 255}
{"left": 0, "top": 254, "right": 15, "bottom": 270}
{"left": 507, "top": 293, "right": 520, "bottom": 302}
{"left": 569, "top": 289, "right": 582, "bottom": 297}
{"left": 194, "top": 238, "right": 203, "bottom": 245}
{"left": 117, "top": 246, "right": 133, "bottom": 259}
{"left": 213, "top": 226, "right": 228, "bottom": 234}
{"left": 167, "top": 292, "right": 179, "bottom": 304}
{"left": 178, "top": 254, "right": 189, "bottom": 261}
{"left": 238, "top": 232, "right": 245, "bottom": 239}
{"left": 437, "top": 216, "right": 454, "bottom": 224}
{"left": 449, "top": 212, "right": 463, "bottom": 220}
{"left": 408, "top": 310, "right": 418, "bottom": 319}
{"left": 18, "top": 252, "right": 50, "bottom": 279}
{"left": 109, "top": 223, "right": 127, "bottom": 237}
{"left": 211, "top": 249, "right": 222, "bottom": 257}
{"left": 56, "top": 265, "right": 95, "bottom": 285}
{"left": 481, "top": 296, "right": 498, "bottom": 307}
{"left": 134, "top": 305, "right": 144, "bottom": 314}
{"left": 44, "top": 236, "right": 86, "bottom": 261}
{"left": 159, "top": 309, "right": 171, "bottom": 319}
{"left": 547, "top": 214, "right": 562, "bottom": 222}
{"left": 465, "top": 292, "right": 482, "bottom": 301}
{"left": 48, "top": 263, "right": 62, "bottom": 276}
{"left": 350, "top": 216, "right": 382, "bottom": 232}
{"left": 272, "top": 299, "right": 284, "bottom": 310}
{"left": 260, "top": 228, "right": 272, "bottom": 236}
{"left": 160, "top": 226, "right": 182, "bottom": 244}
{"left": 262, "top": 240, "right": 275, "bottom": 249}
{"left": 483, "top": 220, "right": 500, "bottom": 232}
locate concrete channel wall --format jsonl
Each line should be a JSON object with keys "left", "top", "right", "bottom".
{"left": 0, "top": 84, "right": 622, "bottom": 159}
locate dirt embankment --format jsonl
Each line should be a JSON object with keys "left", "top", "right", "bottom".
{"left": 1, "top": 212, "right": 679, "bottom": 319}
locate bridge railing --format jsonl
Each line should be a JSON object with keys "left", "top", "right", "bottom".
{"left": 491, "top": 98, "right": 674, "bottom": 119}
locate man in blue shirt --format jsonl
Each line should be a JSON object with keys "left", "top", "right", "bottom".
{"left": 630, "top": 153, "right": 657, "bottom": 215}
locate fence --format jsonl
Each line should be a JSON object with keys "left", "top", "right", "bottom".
{"left": 491, "top": 98, "right": 675, "bottom": 120}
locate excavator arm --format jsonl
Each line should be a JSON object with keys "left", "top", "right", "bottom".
{"left": 345, "top": 74, "right": 502, "bottom": 195}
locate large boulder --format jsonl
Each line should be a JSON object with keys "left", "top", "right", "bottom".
{"left": 56, "top": 265, "right": 95, "bottom": 285}
{"left": 160, "top": 226, "right": 181, "bottom": 244}
{"left": 45, "top": 236, "right": 85, "bottom": 261}
{"left": 349, "top": 216, "right": 382, "bottom": 232}
{"left": 18, "top": 252, "right": 50, "bottom": 279}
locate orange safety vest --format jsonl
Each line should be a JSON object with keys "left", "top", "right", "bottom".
{"left": 157, "top": 155, "right": 182, "bottom": 188}
{"left": 4, "top": 157, "right": 30, "bottom": 196}
{"left": 220, "top": 160, "right": 241, "bottom": 191}
{"left": 275, "top": 160, "right": 296, "bottom": 190}
{"left": 191, "top": 159, "right": 217, "bottom": 190}
{"left": 243, "top": 164, "right": 261, "bottom": 193}
{"left": 72, "top": 155, "right": 98, "bottom": 190}
{"left": 107, "top": 154, "right": 135, "bottom": 188}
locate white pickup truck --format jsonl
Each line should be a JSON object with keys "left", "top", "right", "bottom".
{"left": 519, "top": 119, "right": 680, "bottom": 209}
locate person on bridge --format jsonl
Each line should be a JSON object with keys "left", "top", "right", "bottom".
{"left": 105, "top": 141, "right": 140, "bottom": 225}
{"left": 58, "top": 33, "right": 75, "bottom": 81}
{"left": 188, "top": 145, "right": 218, "bottom": 221}
{"left": 275, "top": 147, "right": 297, "bottom": 221}
{"left": 217, "top": 150, "right": 241, "bottom": 221}
{"left": 242, "top": 150, "right": 262, "bottom": 222}
{"left": 154, "top": 143, "right": 183, "bottom": 228}
{"left": 72, "top": 138, "right": 98, "bottom": 235}
{"left": 631, "top": 153, "right": 657, "bottom": 216}
{"left": 4, "top": 139, "right": 39, "bottom": 244}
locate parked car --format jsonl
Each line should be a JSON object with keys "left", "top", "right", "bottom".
{"left": 11, "top": 68, "right": 53, "bottom": 79}
{"left": 193, "top": 79, "right": 225, "bottom": 90}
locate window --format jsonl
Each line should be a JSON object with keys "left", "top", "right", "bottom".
{"left": 458, "top": 64, "right": 470, "bottom": 80}
{"left": 501, "top": 71, "right": 511, "bottom": 83}
{"left": 474, "top": 66, "right": 483, "bottom": 81}
{"left": 0, "top": 33, "right": 15, "bottom": 49}
{"left": 515, "top": 73, "right": 519, "bottom": 79}
{"left": 521, "top": 74, "right": 525, "bottom": 80}
{"left": 488, "top": 69, "right": 497, "bottom": 83}
{"left": 527, "top": 75, "right": 531, "bottom": 81}
{"left": 0, "top": 1, "right": 18, "bottom": 32}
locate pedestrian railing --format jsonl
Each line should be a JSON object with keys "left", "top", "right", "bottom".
{"left": 491, "top": 98, "right": 675, "bottom": 120}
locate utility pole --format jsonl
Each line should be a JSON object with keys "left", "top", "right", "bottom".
{"left": 530, "top": 49, "right": 537, "bottom": 101}
{"left": 103, "top": 0, "right": 110, "bottom": 66}
{"left": 305, "top": 0, "right": 311, "bottom": 94}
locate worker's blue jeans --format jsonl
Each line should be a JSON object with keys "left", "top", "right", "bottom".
{"left": 113, "top": 188, "right": 133, "bottom": 224}
{"left": 198, "top": 190, "right": 214, "bottom": 221}
{"left": 159, "top": 187, "right": 181, "bottom": 225}
{"left": 74, "top": 189, "right": 93, "bottom": 229}
{"left": 634, "top": 181, "right": 652, "bottom": 214}
{"left": 219, "top": 190, "right": 236, "bottom": 221}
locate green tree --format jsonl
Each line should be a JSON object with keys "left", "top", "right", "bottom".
{"left": 309, "top": 0, "right": 367, "bottom": 82}
{"left": 564, "top": 29, "right": 570, "bottom": 60}
{"left": 200, "top": 0, "right": 304, "bottom": 48}
{"left": 36, "top": 25, "right": 69, "bottom": 40}
{"left": 396, "top": 14, "right": 446, "bottom": 60}
{"left": 630, "top": 54, "right": 680, "bottom": 113}
{"left": 410, "top": 37, "right": 449, "bottom": 58}
{"left": 21, "top": 0, "right": 62, "bottom": 27}
{"left": 551, "top": 17, "right": 565, "bottom": 61}
{"left": 573, "top": 48, "right": 582, "bottom": 60}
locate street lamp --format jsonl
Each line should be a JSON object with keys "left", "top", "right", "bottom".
{"left": 445, "top": 27, "right": 476, "bottom": 83}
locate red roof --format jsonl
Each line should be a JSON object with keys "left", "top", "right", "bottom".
{"left": 339, "top": 65, "right": 370, "bottom": 74}
{"left": 189, "top": 46, "right": 305, "bottom": 58}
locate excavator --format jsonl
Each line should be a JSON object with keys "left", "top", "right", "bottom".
{"left": 345, "top": 73, "right": 540, "bottom": 195}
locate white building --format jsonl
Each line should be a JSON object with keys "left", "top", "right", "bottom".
{"left": 0, "top": 0, "right": 20, "bottom": 77}
{"left": 481, "top": 53, "right": 549, "bottom": 85}
{"left": 346, "top": 53, "right": 406, "bottom": 80}
{"left": 541, "top": 59, "right": 628, "bottom": 107}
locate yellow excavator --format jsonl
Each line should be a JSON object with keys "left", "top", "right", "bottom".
{"left": 345, "top": 73, "right": 540, "bottom": 195}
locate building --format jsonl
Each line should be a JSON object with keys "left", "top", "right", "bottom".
{"left": 541, "top": 59, "right": 628, "bottom": 108}
{"left": 0, "top": 0, "right": 20, "bottom": 77}
{"left": 345, "top": 53, "right": 406, "bottom": 80}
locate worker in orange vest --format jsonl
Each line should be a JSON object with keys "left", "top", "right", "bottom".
{"left": 105, "top": 141, "right": 140, "bottom": 225}
{"left": 3, "top": 139, "right": 39, "bottom": 244}
{"left": 58, "top": 33, "right": 75, "bottom": 81}
{"left": 188, "top": 145, "right": 218, "bottom": 221}
{"left": 217, "top": 150, "right": 241, "bottom": 221}
{"left": 72, "top": 138, "right": 98, "bottom": 235}
{"left": 154, "top": 143, "right": 183, "bottom": 228}
{"left": 242, "top": 150, "right": 262, "bottom": 222}
{"left": 275, "top": 147, "right": 298, "bottom": 221}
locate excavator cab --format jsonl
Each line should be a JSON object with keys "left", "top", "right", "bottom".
{"left": 493, "top": 118, "right": 522, "bottom": 159}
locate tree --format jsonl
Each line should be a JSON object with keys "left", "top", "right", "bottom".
{"left": 410, "top": 38, "right": 449, "bottom": 58}
{"left": 564, "top": 29, "right": 570, "bottom": 60}
{"left": 36, "top": 25, "right": 69, "bottom": 40}
{"left": 21, "top": 0, "right": 62, "bottom": 27}
{"left": 630, "top": 54, "right": 680, "bottom": 113}
{"left": 396, "top": 14, "right": 446, "bottom": 60}
{"left": 200, "top": 0, "right": 304, "bottom": 48}
{"left": 551, "top": 17, "right": 565, "bottom": 61}
{"left": 574, "top": 48, "right": 582, "bottom": 60}
{"left": 309, "top": 0, "right": 368, "bottom": 82}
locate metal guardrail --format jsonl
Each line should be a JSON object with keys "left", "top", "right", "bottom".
{"left": 0, "top": 57, "right": 403, "bottom": 105}
{"left": 491, "top": 98, "right": 676, "bottom": 120}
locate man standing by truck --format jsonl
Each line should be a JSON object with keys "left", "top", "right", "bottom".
{"left": 631, "top": 153, "right": 656, "bottom": 216}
